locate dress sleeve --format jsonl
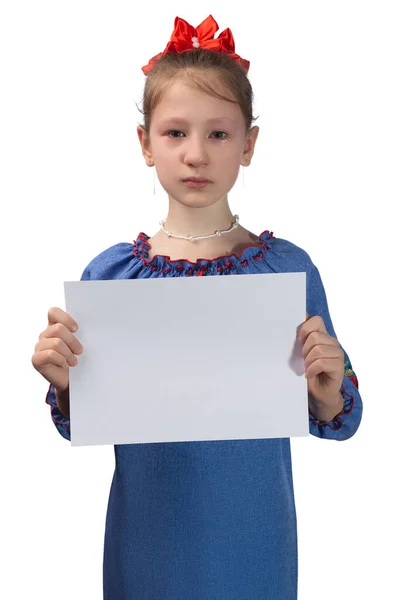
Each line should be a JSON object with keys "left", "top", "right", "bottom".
{"left": 45, "top": 383, "right": 71, "bottom": 441}
{"left": 306, "top": 264, "right": 363, "bottom": 441}
{"left": 45, "top": 262, "right": 92, "bottom": 441}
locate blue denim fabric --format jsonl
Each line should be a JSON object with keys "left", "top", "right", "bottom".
{"left": 46, "top": 230, "right": 363, "bottom": 599}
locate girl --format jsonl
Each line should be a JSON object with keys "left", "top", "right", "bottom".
{"left": 32, "top": 15, "right": 363, "bottom": 600}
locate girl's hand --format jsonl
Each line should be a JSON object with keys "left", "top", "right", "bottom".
{"left": 298, "top": 313, "right": 344, "bottom": 414}
{"left": 31, "top": 307, "right": 84, "bottom": 393}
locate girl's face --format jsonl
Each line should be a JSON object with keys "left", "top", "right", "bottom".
{"left": 138, "top": 77, "right": 258, "bottom": 209}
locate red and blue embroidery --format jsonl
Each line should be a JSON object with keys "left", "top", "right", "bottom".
{"left": 309, "top": 359, "right": 358, "bottom": 430}
{"left": 132, "top": 231, "right": 274, "bottom": 275}
{"left": 344, "top": 359, "right": 358, "bottom": 389}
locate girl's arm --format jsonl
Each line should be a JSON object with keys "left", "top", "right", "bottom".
{"left": 45, "top": 260, "right": 93, "bottom": 441}
{"left": 56, "top": 386, "right": 70, "bottom": 419}
{"left": 46, "top": 383, "right": 71, "bottom": 441}
{"left": 306, "top": 264, "right": 363, "bottom": 441}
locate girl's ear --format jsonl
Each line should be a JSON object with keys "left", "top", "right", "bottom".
{"left": 137, "top": 125, "right": 153, "bottom": 165}
{"left": 241, "top": 126, "right": 259, "bottom": 167}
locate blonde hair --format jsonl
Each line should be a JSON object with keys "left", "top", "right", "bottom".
{"left": 137, "top": 48, "right": 258, "bottom": 133}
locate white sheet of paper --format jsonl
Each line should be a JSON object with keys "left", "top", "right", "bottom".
{"left": 64, "top": 272, "right": 309, "bottom": 446}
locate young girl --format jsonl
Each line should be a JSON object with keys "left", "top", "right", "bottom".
{"left": 32, "top": 15, "right": 363, "bottom": 600}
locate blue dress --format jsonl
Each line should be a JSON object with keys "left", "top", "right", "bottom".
{"left": 46, "top": 230, "right": 363, "bottom": 599}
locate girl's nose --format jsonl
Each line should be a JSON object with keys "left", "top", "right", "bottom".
{"left": 183, "top": 137, "right": 208, "bottom": 167}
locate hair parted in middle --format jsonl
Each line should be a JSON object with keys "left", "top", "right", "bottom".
{"left": 137, "top": 48, "right": 259, "bottom": 135}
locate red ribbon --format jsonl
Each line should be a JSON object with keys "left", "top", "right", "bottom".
{"left": 142, "top": 15, "right": 250, "bottom": 75}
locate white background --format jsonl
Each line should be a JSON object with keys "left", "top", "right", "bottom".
{"left": 1, "top": 1, "right": 398, "bottom": 598}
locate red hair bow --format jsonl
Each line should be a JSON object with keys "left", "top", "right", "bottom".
{"left": 142, "top": 15, "right": 250, "bottom": 75}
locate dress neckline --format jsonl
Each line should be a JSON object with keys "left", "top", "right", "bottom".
{"left": 132, "top": 230, "right": 274, "bottom": 268}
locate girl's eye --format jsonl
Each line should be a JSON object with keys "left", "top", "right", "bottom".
{"left": 212, "top": 131, "right": 228, "bottom": 140}
{"left": 167, "top": 130, "right": 184, "bottom": 138}
{"left": 166, "top": 130, "right": 228, "bottom": 140}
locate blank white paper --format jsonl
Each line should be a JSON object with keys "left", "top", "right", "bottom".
{"left": 64, "top": 272, "right": 309, "bottom": 446}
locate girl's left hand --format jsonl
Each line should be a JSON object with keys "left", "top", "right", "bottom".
{"left": 298, "top": 313, "right": 344, "bottom": 408}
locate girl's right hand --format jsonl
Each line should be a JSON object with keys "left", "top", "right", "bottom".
{"left": 31, "top": 307, "right": 84, "bottom": 393}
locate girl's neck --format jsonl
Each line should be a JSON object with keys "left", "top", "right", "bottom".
{"left": 147, "top": 195, "right": 260, "bottom": 262}
{"left": 146, "top": 225, "right": 260, "bottom": 262}
{"left": 163, "top": 199, "right": 236, "bottom": 239}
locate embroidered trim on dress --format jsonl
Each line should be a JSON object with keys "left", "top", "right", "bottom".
{"left": 45, "top": 384, "right": 71, "bottom": 434}
{"left": 132, "top": 230, "right": 274, "bottom": 274}
{"left": 309, "top": 361, "right": 358, "bottom": 431}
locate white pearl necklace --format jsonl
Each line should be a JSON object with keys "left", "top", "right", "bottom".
{"left": 160, "top": 215, "right": 240, "bottom": 242}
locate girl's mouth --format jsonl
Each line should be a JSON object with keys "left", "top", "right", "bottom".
{"left": 182, "top": 180, "right": 211, "bottom": 188}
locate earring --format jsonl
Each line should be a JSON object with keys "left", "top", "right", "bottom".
{"left": 146, "top": 160, "right": 155, "bottom": 195}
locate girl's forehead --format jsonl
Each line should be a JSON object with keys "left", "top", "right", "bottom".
{"left": 159, "top": 81, "right": 212, "bottom": 102}
{"left": 153, "top": 80, "right": 241, "bottom": 121}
